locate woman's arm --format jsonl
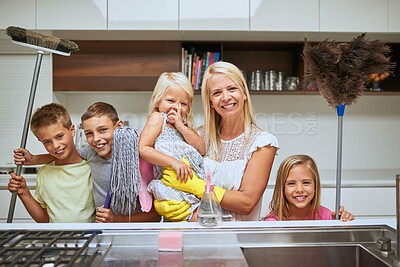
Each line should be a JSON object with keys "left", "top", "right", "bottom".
{"left": 220, "top": 145, "right": 277, "bottom": 215}
{"left": 161, "top": 144, "right": 277, "bottom": 216}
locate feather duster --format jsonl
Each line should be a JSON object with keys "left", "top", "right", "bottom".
{"left": 303, "top": 34, "right": 395, "bottom": 107}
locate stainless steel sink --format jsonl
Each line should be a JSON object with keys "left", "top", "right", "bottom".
{"left": 98, "top": 225, "right": 399, "bottom": 266}
{"left": 242, "top": 245, "right": 390, "bottom": 267}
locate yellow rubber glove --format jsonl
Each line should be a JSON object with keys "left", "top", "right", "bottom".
{"left": 154, "top": 199, "right": 191, "bottom": 222}
{"left": 162, "top": 158, "right": 226, "bottom": 202}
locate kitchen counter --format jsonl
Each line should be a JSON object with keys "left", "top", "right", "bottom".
{"left": 0, "top": 218, "right": 397, "bottom": 231}
{"left": 0, "top": 219, "right": 398, "bottom": 266}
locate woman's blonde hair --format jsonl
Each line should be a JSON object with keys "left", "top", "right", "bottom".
{"left": 269, "top": 154, "right": 321, "bottom": 220}
{"left": 148, "top": 72, "right": 194, "bottom": 129}
{"left": 201, "top": 61, "right": 256, "bottom": 160}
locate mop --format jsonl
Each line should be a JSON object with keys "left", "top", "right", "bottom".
{"left": 303, "top": 34, "right": 394, "bottom": 218}
{"left": 5, "top": 26, "right": 79, "bottom": 223}
{"left": 104, "top": 126, "right": 141, "bottom": 217}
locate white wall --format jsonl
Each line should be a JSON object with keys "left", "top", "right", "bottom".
{"left": 56, "top": 92, "right": 400, "bottom": 218}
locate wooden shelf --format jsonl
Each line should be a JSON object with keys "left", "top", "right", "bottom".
{"left": 53, "top": 41, "right": 181, "bottom": 91}
{"left": 53, "top": 41, "right": 400, "bottom": 93}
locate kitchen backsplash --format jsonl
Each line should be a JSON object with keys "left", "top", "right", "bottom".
{"left": 54, "top": 92, "right": 400, "bottom": 179}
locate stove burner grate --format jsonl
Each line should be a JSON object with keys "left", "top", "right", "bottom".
{"left": 0, "top": 230, "right": 103, "bottom": 267}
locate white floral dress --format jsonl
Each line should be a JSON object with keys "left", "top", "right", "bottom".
{"left": 202, "top": 125, "right": 279, "bottom": 221}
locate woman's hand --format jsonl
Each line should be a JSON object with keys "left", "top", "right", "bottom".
{"left": 154, "top": 199, "right": 191, "bottom": 222}
{"left": 162, "top": 158, "right": 226, "bottom": 202}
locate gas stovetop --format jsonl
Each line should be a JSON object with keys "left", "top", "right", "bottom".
{"left": 0, "top": 230, "right": 110, "bottom": 267}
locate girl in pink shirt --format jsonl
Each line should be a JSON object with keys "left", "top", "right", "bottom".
{"left": 263, "top": 154, "right": 354, "bottom": 222}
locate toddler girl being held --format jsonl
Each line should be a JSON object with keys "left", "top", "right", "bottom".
{"left": 139, "top": 72, "right": 205, "bottom": 221}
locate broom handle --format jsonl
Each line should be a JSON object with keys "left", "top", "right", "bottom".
{"left": 7, "top": 51, "right": 43, "bottom": 223}
{"left": 335, "top": 104, "right": 346, "bottom": 220}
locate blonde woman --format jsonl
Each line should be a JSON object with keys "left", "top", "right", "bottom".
{"left": 159, "top": 62, "right": 279, "bottom": 221}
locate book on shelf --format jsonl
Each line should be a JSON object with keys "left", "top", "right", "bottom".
{"left": 182, "top": 47, "right": 221, "bottom": 91}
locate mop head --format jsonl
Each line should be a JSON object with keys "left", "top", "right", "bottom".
{"left": 110, "top": 126, "right": 141, "bottom": 215}
{"left": 303, "top": 34, "right": 395, "bottom": 107}
{"left": 6, "top": 26, "right": 79, "bottom": 54}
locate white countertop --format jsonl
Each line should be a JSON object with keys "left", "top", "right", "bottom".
{"left": 0, "top": 218, "right": 396, "bottom": 231}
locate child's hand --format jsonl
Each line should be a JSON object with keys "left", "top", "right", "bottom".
{"left": 8, "top": 172, "right": 28, "bottom": 195}
{"left": 332, "top": 205, "right": 355, "bottom": 222}
{"left": 170, "top": 159, "right": 192, "bottom": 182}
{"left": 95, "top": 205, "right": 115, "bottom": 223}
{"left": 167, "top": 105, "right": 185, "bottom": 131}
{"left": 13, "top": 148, "right": 33, "bottom": 165}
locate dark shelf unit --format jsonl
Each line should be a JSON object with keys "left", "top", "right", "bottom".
{"left": 53, "top": 40, "right": 399, "bottom": 94}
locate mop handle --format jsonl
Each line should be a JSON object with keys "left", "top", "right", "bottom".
{"left": 7, "top": 51, "right": 43, "bottom": 223}
{"left": 104, "top": 189, "right": 111, "bottom": 209}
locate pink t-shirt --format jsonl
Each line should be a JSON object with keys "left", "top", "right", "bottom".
{"left": 264, "top": 205, "right": 332, "bottom": 221}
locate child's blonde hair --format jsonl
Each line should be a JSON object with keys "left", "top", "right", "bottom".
{"left": 269, "top": 154, "right": 321, "bottom": 220}
{"left": 30, "top": 103, "right": 72, "bottom": 137}
{"left": 148, "top": 72, "right": 194, "bottom": 129}
{"left": 201, "top": 61, "right": 256, "bottom": 160}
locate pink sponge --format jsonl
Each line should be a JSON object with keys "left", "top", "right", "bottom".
{"left": 158, "top": 231, "right": 183, "bottom": 252}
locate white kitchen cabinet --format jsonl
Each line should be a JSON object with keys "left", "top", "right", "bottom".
{"left": 0, "top": 190, "right": 34, "bottom": 223}
{"left": 321, "top": 187, "right": 395, "bottom": 218}
{"left": 388, "top": 0, "right": 400, "bottom": 32}
{"left": 180, "top": 0, "right": 249, "bottom": 30}
{"left": 320, "top": 0, "right": 388, "bottom": 32}
{"left": 108, "top": 0, "right": 178, "bottom": 30}
{"left": 36, "top": 0, "right": 107, "bottom": 30}
{"left": 0, "top": 0, "right": 35, "bottom": 29}
{"left": 250, "top": 0, "right": 319, "bottom": 32}
{"left": 0, "top": 176, "right": 36, "bottom": 223}
{"left": 0, "top": 47, "right": 51, "bottom": 168}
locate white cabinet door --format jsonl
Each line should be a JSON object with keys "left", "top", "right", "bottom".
{"left": 321, "top": 187, "right": 395, "bottom": 217}
{"left": 0, "top": 49, "right": 51, "bottom": 168}
{"left": 320, "top": 0, "right": 388, "bottom": 32}
{"left": 388, "top": 0, "right": 400, "bottom": 32}
{"left": 109, "top": 0, "right": 178, "bottom": 30}
{"left": 0, "top": 0, "right": 35, "bottom": 29}
{"left": 180, "top": 0, "right": 249, "bottom": 30}
{"left": 250, "top": 0, "right": 319, "bottom": 32}
{"left": 36, "top": 0, "right": 107, "bottom": 30}
{"left": 0, "top": 189, "right": 35, "bottom": 223}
